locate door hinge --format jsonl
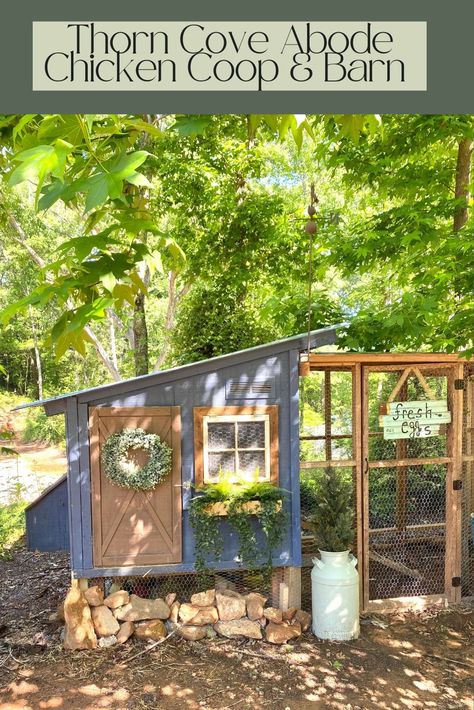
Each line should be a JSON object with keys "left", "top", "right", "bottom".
{"left": 454, "top": 379, "right": 465, "bottom": 390}
{"left": 453, "top": 479, "right": 463, "bottom": 491}
{"left": 452, "top": 576, "right": 461, "bottom": 588}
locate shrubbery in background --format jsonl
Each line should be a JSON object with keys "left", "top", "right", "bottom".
{"left": 22, "top": 409, "right": 65, "bottom": 447}
{"left": 0, "top": 500, "right": 27, "bottom": 559}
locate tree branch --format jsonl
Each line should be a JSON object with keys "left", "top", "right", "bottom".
{"left": 4, "top": 207, "right": 122, "bottom": 381}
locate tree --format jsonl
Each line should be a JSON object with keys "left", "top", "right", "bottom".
{"left": 312, "top": 114, "right": 474, "bottom": 355}
{"left": 0, "top": 113, "right": 378, "bottom": 379}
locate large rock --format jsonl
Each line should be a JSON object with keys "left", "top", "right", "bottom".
{"left": 265, "top": 621, "right": 301, "bottom": 644}
{"left": 63, "top": 584, "right": 97, "bottom": 650}
{"left": 190, "top": 589, "right": 215, "bottom": 607}
{"left": 169, "top": 601, "right": 180, "bottom": 624}
{"left": 294, "top": 610, "right": 312, "bottom": 632}
{"left": 165, "top": 592, "right": 177, "bottom": 607}
{"left": 84, "top": 586, "right": 104, "bottom": 607}
{"left": 134, "top": 619, "right": 167, "bottom": 640}
{"left": 116, "top": 621, "right": 135, "bottom": 644}
{"left": 179, "top": 603, "right": 218, "bottom": 626}
{"left": 216, "top": 590, "right": 246, "bottom": 621}
{"left": 215, "top": 576, "right": 236, "bottom": 591}
{"left": 104, "top": 590, "right": 129, "bottom": 609}
{"left": 98, "top": 635, "right": 117, "bottom": 648}
{"left": 91, "top": 606, "right": 120, "bottom": 637}
{"left": 282, "top": 607, "right": 297, "bottom": 622}
{"left": 114, "top": 594, "right": 170, "bottom": 621}
{"left": 246, "top": 593, "right": 267, "bottom": 621}
{"left": 215, "top": 619, "right": 262, "bottom": 640}
{"left": 263, "top": 607, "right": 283, "bottom": 624}
{"left": 178, "top": 625, "right": 208, "bottom": 641}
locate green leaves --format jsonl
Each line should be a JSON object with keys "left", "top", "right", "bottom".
{"left": 9, "top": 140, "right": 74, "bottom": 208}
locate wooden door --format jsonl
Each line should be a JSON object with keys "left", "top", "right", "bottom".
{"left": 360, "top": 364, "right": 463, "bottom": 609}
{"left": 90, "top": 406, "right": 182, "bottom": 567}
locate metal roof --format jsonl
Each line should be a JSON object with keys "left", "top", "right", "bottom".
{"left": 14, "top": 325, "right": 340, "bottom": 415}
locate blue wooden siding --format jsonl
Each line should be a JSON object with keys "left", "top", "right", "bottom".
{"left": 26, "top": 476, "right": 69, "bottom": 552}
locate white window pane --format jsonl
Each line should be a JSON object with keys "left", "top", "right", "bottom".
{"left": 237, "top": 421, "right": 265, "bottom": 449}
{"left": 208, "top": 422, "right": 235, "bottom": 450}
{"left": 239, "top": 450, "right": 266, "bottom": 477}
{"left": 208, "top": 451, "right": 236, "bottom": 479}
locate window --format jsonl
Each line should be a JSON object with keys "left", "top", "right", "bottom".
{"left": 194, "top": 406, "right": 279, "bottom": 485}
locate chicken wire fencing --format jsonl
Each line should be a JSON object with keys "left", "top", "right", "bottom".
{"left": 86, "top": 567, "right": 280, "bottom": 607}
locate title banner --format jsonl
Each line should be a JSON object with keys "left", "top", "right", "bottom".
{"left": 33, "top": 21, "right": 426, "bottom": 92}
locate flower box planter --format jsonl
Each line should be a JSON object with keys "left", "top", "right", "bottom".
{"left": 204, "top": 499, "right": 282, "bottom": 516}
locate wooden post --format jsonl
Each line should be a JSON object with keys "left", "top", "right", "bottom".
{"left": 396, "top": 378, "right": 408, "bottom": 531}
{"left": 324, "top": 370, "right": 332, "bottom": 461}
{"left": 282, "top": 567, "right": 302, "bottom": 610}
{"left": 352, "top": 364, "right": 363, "bottom": 610}
{"left": 70, "top": 573, "right": 89, "bottom": 592}
{"left": 362, "top": 367, "right": 370, "bottom": 610}
{"left": 446, "top": 364, "right": 464, "bottom": 602}
{"left": 271, "top": 567, "right": 284, "bottom": 607}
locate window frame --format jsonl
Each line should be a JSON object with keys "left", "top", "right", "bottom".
{"left": 194, "top": 406, "right": 279, "bottom": 486}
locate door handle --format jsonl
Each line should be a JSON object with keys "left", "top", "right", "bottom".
{"left": 364, "top": 457, "right": 369, "bottom": 475}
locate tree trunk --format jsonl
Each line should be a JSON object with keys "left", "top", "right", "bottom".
{"left": 133, "top": 291, "right": 149, "bottom": 376}
{"left": 29, "top": 306, "right": 43, "bottom": 400}
{"left": 453, "top": 137, "right": 473, "bottom": 232}
{"left": 152, "top": 272, "right": 191, "bottom": 372}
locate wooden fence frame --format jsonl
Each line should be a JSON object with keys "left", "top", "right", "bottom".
{"left": 301, "top": 353, "right": 465, "bottom": 610}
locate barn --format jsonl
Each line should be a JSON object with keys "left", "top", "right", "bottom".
{"left": 21, "top": 328, "right": 474, "bottom": 611}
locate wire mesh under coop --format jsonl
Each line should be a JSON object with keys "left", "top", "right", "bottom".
{"left": 87, "top": 567, "right": 278, "bottom": 606}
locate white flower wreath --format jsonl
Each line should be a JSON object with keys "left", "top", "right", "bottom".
{"left": 101, "top": 428, "right": 172, "bottom": 490}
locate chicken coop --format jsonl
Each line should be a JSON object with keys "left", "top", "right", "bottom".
{"left": 22, "top": 330, "right": 474, "bottom": 611}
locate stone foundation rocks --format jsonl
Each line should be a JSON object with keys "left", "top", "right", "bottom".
{"left": 114, "top": 594, "right": 170, "bottom": 621}
{"left": 63, "top": 583, "right": 97, "bottom": 650}
{"left": 91, "top": 605, "right": 120, "bottom": 637}
{"left": 63, "top": 582, "right": 311, "bottom": 650}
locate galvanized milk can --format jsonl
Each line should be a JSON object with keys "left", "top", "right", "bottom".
{"left": 311, "top": 550, "right": 360, "bottom": 640}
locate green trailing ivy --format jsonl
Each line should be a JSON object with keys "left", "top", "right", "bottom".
{"left": 189, "top": 480, "right": 288, "bottom": 582}
{"left": 101, "top": 428, "right": 172, "bottom": 491}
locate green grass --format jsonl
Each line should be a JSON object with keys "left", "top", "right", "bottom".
{"left": 0, "top": 500, "right": 27, "bottom": 559}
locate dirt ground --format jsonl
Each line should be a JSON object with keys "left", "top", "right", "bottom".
{"left": 0, "top": 439, "right": 66, "bottom": 505}
{"left": 0, "top": 548, "right": 473, "bottom": 710}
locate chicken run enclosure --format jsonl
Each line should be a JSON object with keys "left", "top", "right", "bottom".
{"left": 22, "top": 333, "right": 474, "bottom": 613}
{"left": 299, "top": 353, "right": 474, "bottom": 611}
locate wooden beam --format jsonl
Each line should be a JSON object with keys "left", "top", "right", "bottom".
{"left": 362, "top": 366, "right": 370, "bottom": 611}
{"left": 307, "top": 353, "right": 463, "bottom": 366}
{"left": 324, "top": 370, "right": 332, "bottom": 461}
{"left": 367, "top": 594, "right": 447, "bottom": 613}
{"left": 396, "top": 379, "right": 408, "bottom": 531}
{"left": 282, "top": 567, "right": 301, "bottom": 610}
{"left": 369, "top": 550, "right": 423, "bottom": 580}
{"left": 445, "top": 363, "right": 464, "bottom": 603}
{"left": 300, "top": 459, "right": 356, "bottom": 468}
{"left": 353, "top": 363, "right": 364, "bottom": 611}
{"left": 368, "top": 457, "right": 452, "bottom": 469}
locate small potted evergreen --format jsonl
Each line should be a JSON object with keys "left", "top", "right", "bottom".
{"left": 310, "top": 467, "right": 360, "bottom": 640}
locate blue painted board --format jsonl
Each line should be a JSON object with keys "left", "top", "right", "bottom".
{"left": 26, "top": 476, "right": 69, "bottom": 552}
